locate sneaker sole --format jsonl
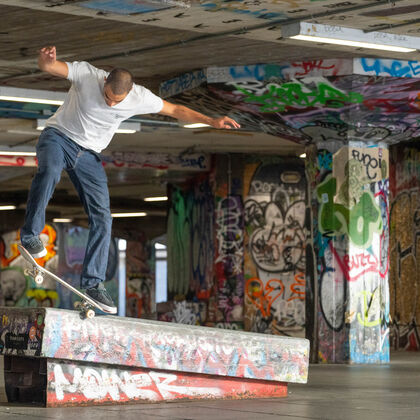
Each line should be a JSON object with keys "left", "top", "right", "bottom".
{"left": 85, "top": 294, "right": 117, "bottom": 314}
{"left": 94, "top": 302, "right": 117, "bottom": 314}
{"left": 30, "top": 248, "right": 47, "bottom": 259}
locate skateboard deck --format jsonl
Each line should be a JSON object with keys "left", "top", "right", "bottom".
{"left": 18, "top": 244, "right": 115, "bottom": 318}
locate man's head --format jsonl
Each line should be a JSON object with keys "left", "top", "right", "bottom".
{"left": 103, "top": 68, "right": 133, "bottom": 107}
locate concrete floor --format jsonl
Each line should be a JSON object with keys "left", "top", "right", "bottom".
{"left": 1, "top": 351, "right": 419, "bottom": 420}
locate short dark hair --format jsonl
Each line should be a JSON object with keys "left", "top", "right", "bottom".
{"left": 105, "top": 68, "right": 134, "bottom": 95}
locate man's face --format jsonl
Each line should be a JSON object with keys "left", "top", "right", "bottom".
{"left": 103, "top": 82, "right": 128, "bottom": 107}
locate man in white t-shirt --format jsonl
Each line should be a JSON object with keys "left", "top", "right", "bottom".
{"left": 20, "top": 46, "right": 240, "bottom": 313}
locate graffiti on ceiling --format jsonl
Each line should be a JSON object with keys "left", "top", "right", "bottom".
{"left": 163, "top": 57, "right": 420, "bottom": 145}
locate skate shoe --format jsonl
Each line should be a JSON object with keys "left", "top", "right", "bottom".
{"left": 86, "top": 282, "right": 117, "bottom": 314}
{"left": 22, "top": 236, "right": 47, "bottom": 259}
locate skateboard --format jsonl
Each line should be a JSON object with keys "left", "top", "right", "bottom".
{"left": 18, "top": 244, "right": 113, "bottom": 319}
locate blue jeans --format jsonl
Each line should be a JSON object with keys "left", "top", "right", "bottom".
{"left": 21, "top": 127, "right": 112, "bottom": 289}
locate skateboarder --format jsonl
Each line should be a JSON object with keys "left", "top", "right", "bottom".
{"left": 20, "top": 46, "right": 240, "bottom": 313}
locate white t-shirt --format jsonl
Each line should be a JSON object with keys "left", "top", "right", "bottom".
{"left": 45, "top": 61, "right": 164, "bottom": 152}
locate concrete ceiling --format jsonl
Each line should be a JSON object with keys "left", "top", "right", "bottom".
{"left": 0, "top": 0, "right": 419, "bottom": 237}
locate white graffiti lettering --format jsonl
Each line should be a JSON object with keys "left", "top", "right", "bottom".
{"left": 52, "top": 364, "right": 222, "bottom": 402}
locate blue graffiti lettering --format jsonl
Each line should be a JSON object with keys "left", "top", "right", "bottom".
{"left": 359, "top": 58, "right": 420, "bottom": 78}
{"left": 229, "top": 64, "right": 289, "bottom": 81}
{"left": 180, "top": 155, "right": 206, "bottom": 169}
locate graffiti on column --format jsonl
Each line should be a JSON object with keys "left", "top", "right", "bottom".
{"left": 212, "top": 155, "right": 244, "bottom": 328}
{"left": 314, "top": 146, "right": 390, "bottom": 363}
{"left": 191, "top": 180, "right": 214, "bottom": 295}
{"left": 389, "top": 146, "right": 420, "bottom": 350}
{"left": 167, "top": 178, "right": 214, "bottom": 324}
{"left": 215, "top": 195, "right": 244, "bottom": 324}
{"left": 167, "top": 187, "right": 191, "bottom": 298}
{"left": 126, "top": 234, "right": 154, "bottom": 318}
{"left": 243, "top": 161, "right": 307, "bottom": 336}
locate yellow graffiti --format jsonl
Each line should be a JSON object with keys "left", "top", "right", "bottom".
{"left": 357, "top": 289, "right": 381, "bottom": 327}
{"left": 26, "top": 289, "right": 58, "bottom": 301}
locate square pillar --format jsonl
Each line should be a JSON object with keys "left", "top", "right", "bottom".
{"left": 308, "top": 143, "right": 390, "bottom": 363}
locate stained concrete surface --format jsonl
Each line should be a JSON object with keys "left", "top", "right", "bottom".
{"left": 1, "top": 351, "right": 419, "bottom": 420}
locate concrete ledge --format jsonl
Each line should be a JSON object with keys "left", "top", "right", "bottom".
{"left": 0, "top": 307, "right": 309, "bottom": 406}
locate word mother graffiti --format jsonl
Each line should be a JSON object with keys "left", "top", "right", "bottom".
{"left": 51, "top": 364, "right": 222, "bottom": 403}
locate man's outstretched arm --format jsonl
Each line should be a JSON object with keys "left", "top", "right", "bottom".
{"left": 159, "top": 100, "right": 240, "bottom": 130}
{"left": 38, "top": 46, "right": 68, "bottom": 78}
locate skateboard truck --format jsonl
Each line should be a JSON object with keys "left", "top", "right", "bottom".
{"left": 74, "top": 301, "right": 96, "bottom": 319}
{"left": 24, "top": 268, "right": 44, "bottom": 285}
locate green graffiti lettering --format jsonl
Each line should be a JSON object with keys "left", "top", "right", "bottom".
{"left": 317, "top": 175, "right": 382, "bottom": 248}
{"left": 235, "top": 81, "right": 364, "bottom": 113}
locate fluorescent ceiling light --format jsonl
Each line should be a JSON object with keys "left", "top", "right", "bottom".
{"left": 53, "top": 218, "right": 73, "bottom": 223}
{"left": 37, "top": 119, "right": 140, "bottom": 133}
{"left": 155, "top": 242, "right": 166, "bottom": 249}
{"left": 0, "top": 151, "right": 37, "bottom": 156}
{"left": 0, "top": 96, "right": 64, "bottom": 106}
{"left": 0, "top": 86, "right": 65, "bottom": 105}
{"left": 0, "top": 205, "right": 16, "bottom": 210}
{"left": 282, "top": 22, "right": 418, "bottom": 53}
{"left": 144, "top": 196, "right": 168, "bottom": 202}
{"left": 115, "top": 128, "right": 137, "bottom": 134}
{"left": 111, "top": 212, "right": 147, "bottom": 218}
{"left": 290, "top": 35, "right": 416, "bottom": 53}
{"left": 118, "top": 239, "right": 127, "bottom": 251}
{"left": 299, "top": 153, "right": 306, "bottom": 159}
{"left": 183, "top": 123, "right": 211, "bottom": 129}
{"left": 36, "top": 120, "right": 46, "bottom": 131}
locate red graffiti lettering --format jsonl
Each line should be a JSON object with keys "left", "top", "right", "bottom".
{"left": 245, "top": 277, "right": 284, "bottom": 317}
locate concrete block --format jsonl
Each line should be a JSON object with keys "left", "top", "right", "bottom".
{"left": 46, "top": 359, "right": 287, "bottom": 406}
{"left": 0, "top": 307, "right": 310, "bottom": 406}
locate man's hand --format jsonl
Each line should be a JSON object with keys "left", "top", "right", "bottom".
{"left": 210, "top": 116, "right": 241, "bottom": 130}
{"left": 38, "top": 46, "right": 68, "bottom": 78}
{"left": 39, "top": 46, "right": 57, "bottom": 69}
{"left": 159, "top": 101, "right": 241, "bottom": 130}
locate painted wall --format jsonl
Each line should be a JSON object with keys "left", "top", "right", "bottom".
{"left": 56, "top": 225, "right": 118, "bottom": 311}
{"left": 167, "top": 176, "right": 214, "bottom": 303}
{"left": 0, "top": 224, "right": 119, "bottom": 312}
{"left": 0, "top": 225, "right": 58, "bottom": 308}
{"left": 309, "top": 144, "right": 390, "bottom": 363}
{"left": 389, "top": 145, "right": 420, "bottom": 351}
{"left": 165, "top": 155, "right": 307, "bottom": 338}
{"left": 213, "top": 154, "right": 244, "bottom": 329}
{"left": 243, "top": 159, "right": 307, "bottom": 336}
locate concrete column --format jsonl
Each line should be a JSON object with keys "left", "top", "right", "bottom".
{"left": 308, "top": 142, "right": 390, "bottom": 363}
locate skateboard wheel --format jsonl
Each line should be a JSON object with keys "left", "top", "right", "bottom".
{"left": 86, "top": 309, "right": 95, "bottom": 319}
{"left": 34, "top": 273, "right": 44, "bottom": 285}
{"left": 74, "top": 301, "right": 81, "bottom": 309}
